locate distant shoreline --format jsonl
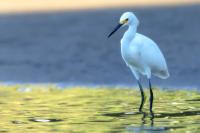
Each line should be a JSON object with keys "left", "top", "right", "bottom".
{"left": 0, "top": 0, "right": 199, "bottom": 14}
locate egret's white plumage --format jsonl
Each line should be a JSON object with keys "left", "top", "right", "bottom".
{"left": 119, "top": 12, "right": 169, "bottom": 80}
{"left": 108, "top": 12, "right": 169, "bottom": 112}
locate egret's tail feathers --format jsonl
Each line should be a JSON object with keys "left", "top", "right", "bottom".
{"left": 155, "top": 70, "right": 170, "bottom": 79}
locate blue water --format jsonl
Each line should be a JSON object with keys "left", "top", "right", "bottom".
{"left": 0, "top": 5, "right": 200, "bottom": 88}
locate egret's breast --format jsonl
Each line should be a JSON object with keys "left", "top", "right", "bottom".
{"left": 121, "top": 41, "right": 141, "bottom": 67}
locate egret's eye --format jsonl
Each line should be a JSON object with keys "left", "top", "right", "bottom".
{"left": 123, "top": 18, "right": 129, "bottom": 24}
{"left": 120, "top": 18, "right": 129, "bottom": 24}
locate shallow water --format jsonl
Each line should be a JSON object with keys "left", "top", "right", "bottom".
{"left": 0, "top": 86, "right": 199, "bottom": 132}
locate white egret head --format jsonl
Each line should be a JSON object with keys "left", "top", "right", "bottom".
{"left": 120, "top": 12, "right": 139, "bottom": 26}
{"left": 108, "top": 12, "right": 139, "bottom": 38}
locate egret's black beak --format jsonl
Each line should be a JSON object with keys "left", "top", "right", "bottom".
{"left": 108, "top": 23, "right": 122, "bottom": 38}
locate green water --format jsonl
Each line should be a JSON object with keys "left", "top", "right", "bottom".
{"left": 0, "top": 85, "right": 199, "bottom": 133}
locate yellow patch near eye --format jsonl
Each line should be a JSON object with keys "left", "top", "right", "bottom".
{"left": 120, "top": 19, "right": 128, "bottom": 24}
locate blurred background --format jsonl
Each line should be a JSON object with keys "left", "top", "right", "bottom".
{"left": 0, "top": 0, "right": 200, "bottom": 88}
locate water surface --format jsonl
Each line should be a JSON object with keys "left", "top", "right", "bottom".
{"left": 0, "top": 5, "right": 200, "bottom": 88}
{"left": 0, "top": 85, "right": 199, "bottom": 132}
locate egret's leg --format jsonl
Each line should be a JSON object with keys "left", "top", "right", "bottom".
{"left": 137, "top": 80, "right": 145, "bottom": 112}
{"left": 148, "top": 79, "right": 154, "bottom": 113}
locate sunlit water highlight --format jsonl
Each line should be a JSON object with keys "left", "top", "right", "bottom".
{"left": 0, "top": 85, "right": 199, "bottom": 132}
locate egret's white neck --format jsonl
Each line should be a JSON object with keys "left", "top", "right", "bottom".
{"left": 122, "top": 25, "right": 137, "bottom": 44}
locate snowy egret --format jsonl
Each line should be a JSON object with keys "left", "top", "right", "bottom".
{"left": 108, "top": 12, "right": 169, "bottom": 113}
